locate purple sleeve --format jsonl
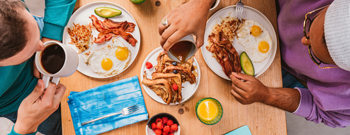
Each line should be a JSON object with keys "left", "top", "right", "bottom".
{"left": 293, "top": 87, "right": 350, "bottom": 128}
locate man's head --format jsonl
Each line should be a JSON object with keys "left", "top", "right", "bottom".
{"left": 0, "top": 0, "right": 44, "bottom": 66}
{"left": 301, "top": 0, "right": 350, "bottom": 71}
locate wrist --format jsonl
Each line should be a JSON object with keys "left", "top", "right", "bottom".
{"left": 14, "top": 123, "right": 38, "bottom": 134}
{"left": 189, "top": 0, "right": 215, "bottom": 9}
{"left": 262, "top": 87, "right": 274, "bottom": 105}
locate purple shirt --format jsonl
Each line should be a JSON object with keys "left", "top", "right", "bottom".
{"left": 278, "top": 0, "right": 350, "bottom": 127}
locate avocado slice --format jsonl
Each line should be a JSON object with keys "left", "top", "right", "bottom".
{"left": 130, "top": 0, "right": 145, "bottom": 4}
{"left": 94, "top": 7, "right": 122, "bottom": 18}
{"left": 240, "top": 52, "right": 255, "bottom": 76}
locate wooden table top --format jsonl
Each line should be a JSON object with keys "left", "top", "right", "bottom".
{"left": 60, "top": 0, "right": 286, "bottom": 134}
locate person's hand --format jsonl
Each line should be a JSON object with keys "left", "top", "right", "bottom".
{"left": 14, "top": 79, "right": 66, "bottom": 134}
{"left": 230, "top": 72, "right": 271, "bottom": 105}
{"left": 158, "top": 0, "right": 215, "bottom": 52}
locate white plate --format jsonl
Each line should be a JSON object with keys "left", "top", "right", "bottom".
{"left": 140, "top": 47, "right": 201, "bottom": 105}
{"left": 62, "top": 1, "right": 141, "bottom": 78}
{"left": 201, "top": 5, "right": 277, "bottom": 80}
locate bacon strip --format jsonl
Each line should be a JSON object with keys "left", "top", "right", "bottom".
{"left": 207, "top": 31, "right": 241, "bottom": 77}
{"left": 103, "top": 19, "right": 135, "bottom": 32}
{"left": 89, "top": 15, "right": 107, "bottom": 32}
{"left": 89, "top": 15, "right": 137, "bottom": 46}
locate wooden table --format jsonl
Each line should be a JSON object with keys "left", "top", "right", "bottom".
{"left": 61, "top": 0, "right": 286, "bottom": 134}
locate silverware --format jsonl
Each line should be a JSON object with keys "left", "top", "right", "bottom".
{"left": 81, "top": 104, "right": 139, "bottom": 125}
{"left": 235, "top": 0, "right": 244, "bottom": 21}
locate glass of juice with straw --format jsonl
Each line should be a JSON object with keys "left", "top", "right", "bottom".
{"left": 195, "top": 97, "right": 223, "bottom": 125}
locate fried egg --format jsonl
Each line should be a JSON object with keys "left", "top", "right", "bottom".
{"left": 237, "top": 19, "right": 272, "bottom": 63}
{"left": 87, "top": 42, "right": 131, "bottom": 76}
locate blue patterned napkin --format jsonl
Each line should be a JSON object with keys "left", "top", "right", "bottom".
{"left": 67, "top": 76, "right": 148, "bottom": 135}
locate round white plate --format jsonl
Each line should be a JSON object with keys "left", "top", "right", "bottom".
{"left": 201, "top": 5, "right": 277, "bottom": 80}
{"left": 140, "top": 47, "right": 201, "bottom": 105}
{"left": 62, "top": 1, "right": 141, "bottom": 78}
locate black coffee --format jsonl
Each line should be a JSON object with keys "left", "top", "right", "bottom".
{"left": 41, "top": 44, "right": 65, "bottom": 74}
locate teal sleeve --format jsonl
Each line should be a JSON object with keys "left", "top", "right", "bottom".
{"left": 8, "top": 125, "right": 37, "bottom": 135}
{"left": 42, "top": 0, "right": 77, "bottom": 41}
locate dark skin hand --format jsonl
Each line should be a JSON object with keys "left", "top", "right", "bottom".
{"left": 230, "top": 7, "right": 332, "bottom": 112}
{"left": 230, "top": 72, "right": 300, "bottom": 112}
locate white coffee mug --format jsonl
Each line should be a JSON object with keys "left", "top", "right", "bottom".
{"left": 210, "top": 0, "right": 220, "bottom": 12}
{"left": 35, "top": 41, "right": 78, "bottom": 88}
{"left": 167, "top": 35, "right": 197, "bottom": 62}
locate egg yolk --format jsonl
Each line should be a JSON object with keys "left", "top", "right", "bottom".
{"left": 115, "top": 47, "right": 129, "bottom": 61}
{"left": 258, "top": 41, "right": 270, "bottom": 53}
{"left": 101, "top": 58, "right": 113, "bottom": 71}
{"left": 251, "top": 25, "right": 262, "bottom": 37}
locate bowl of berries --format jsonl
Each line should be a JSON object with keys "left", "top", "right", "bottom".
{"left": 146, "top": 113, "right": 180, "bottom": 135}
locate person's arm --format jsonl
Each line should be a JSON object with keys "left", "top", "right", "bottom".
{"left": 230, "top": 72, "right": 350, "bottom": 127}
{"left": 158, "top": 0, "right": 215, "bottom": 52}
{"left": 7, "top": 80, "right": 66, "bottom": 135}
{"left": 42, "top": 0, "right": 77, "bottom": 41}
{"left": 229, "top": 72, "right": 300, "bottom": 112}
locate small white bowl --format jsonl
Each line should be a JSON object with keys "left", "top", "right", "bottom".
{"left": 210, "top": 0, "right": 220, "bottom": 11}
{"left": 146, "top": 125, "right": 180, "bottom": 135}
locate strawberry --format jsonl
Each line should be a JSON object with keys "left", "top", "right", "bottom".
{"left": 162, "top": 117, "right": 168, "bottom": 124}
{"left": 157, "top": 121, "right": 163, "bottom": 129}
{"left": 155, "top": 118, "right": 163, "bottom": 123}
{"left": 151, "top": 122, "right": 157, "bottom": 130}
{"left": 154, "top": 129, "right": 162, "bottom": 135}
{"left": 171, "top": 124, "right": 178, "bottom": 131}
{"left": 172, "top": 84, "right": 178, "bottom": 91}
{"left": 167, "top": 120, "right": 173, "bottom": 126}
{"left": 162, "top": 132, "right": 168, "bottom": 135}
{"left": 163, "top": 125, "right": 170, "bottom": 133}
{"left": 146, "top": 62, "right": 153, "bottom": 69}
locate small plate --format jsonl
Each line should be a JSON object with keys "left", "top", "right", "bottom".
{"left": 201, "top": 5, "right": 278, "bottom": 80}
{"left": 62, "top": 1, "right": 141, "bottom": 78}
{"left": 140, "top": 47, "right": 201, "bottom": 105}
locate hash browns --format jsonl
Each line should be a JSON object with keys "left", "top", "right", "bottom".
{"left": 67, "top": 23, "right": 93, "bottom": 53}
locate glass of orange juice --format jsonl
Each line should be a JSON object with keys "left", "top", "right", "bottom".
{"left": 195, "top": 97, "right": 223, "bottom": 125}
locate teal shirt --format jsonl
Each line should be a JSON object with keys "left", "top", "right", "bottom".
{"left": 0, "top": 0, "right": 76, "bottom": 115}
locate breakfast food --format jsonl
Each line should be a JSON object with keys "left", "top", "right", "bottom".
{"left": 150, "top": 116, "right": 178, "bottom": 135}
{"left": 206, "top": 16, "right": 242, "bottom": 77}
{"left": 67, "top": 23, "right": 93, "bottom": 53}
{"left": 237, "top": 19, "right": 272, "bottom": 62}
{"left": 94, "top": 7, "right": 122, "bottom": 18}
{"left": 142, "top": 52, "right": 197, "bottom": 104}
{"left": 89, "top": 15, "right": 137, "bottom": 46}
{"left": 240, "top": 52, "right": 254, "bottom": 76}
{"left": 83, "top": 41, "right": 131, "bottom": 76}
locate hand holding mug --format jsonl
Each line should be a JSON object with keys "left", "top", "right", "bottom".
{"left": 14, "top": 80, "right": 66, "bottom": 134}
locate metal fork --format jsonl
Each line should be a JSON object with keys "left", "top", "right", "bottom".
{"left": 235, "top": 0, "right": 244, "bottom": 21}
{"left": 81, "top": 104, "right": 139, "bottom": 125}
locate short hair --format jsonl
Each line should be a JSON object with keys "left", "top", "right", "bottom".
{"left": 0, "top": 0, "right": 28, "bottom": 61}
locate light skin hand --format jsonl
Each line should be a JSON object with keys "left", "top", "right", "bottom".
{"left": 230, "top": 72, "right": 300, "bottom": 112}
{"left": 158, "top": 0, "right": 215, "bottom": 52}
{"left": 14, "top": 79, "right": 66, "bottom": 134}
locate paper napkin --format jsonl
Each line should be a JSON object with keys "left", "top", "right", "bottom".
{"left": 67, "top": 76, "right": 148, "bottom": 135}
